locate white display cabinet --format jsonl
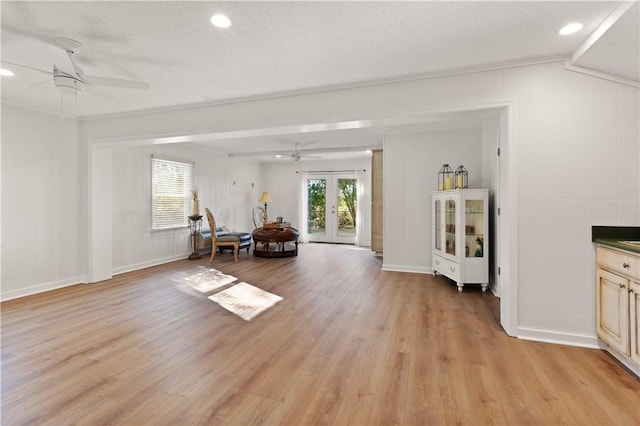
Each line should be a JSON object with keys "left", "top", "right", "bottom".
{"left": 432, "top": 189, "right": 489, "bottom": 292}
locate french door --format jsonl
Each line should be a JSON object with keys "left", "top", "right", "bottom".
{"left": 306, "top": 173, "right": 357, "bottom": 244}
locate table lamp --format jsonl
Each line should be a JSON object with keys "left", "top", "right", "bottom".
{"left": 259, "top": 191, "right": 272, "bottom": 222}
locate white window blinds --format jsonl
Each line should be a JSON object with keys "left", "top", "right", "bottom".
{"left": 151, "top": 156, "right": 193, "bottom": 230}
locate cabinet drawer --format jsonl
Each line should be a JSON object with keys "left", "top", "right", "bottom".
{"left": 597, "top": 247, "right": 640, "bottom": 279}
{"left": 433, "top": 254, "right": 460, "bottom": 281}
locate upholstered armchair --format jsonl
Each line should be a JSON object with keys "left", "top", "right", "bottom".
{"left": 204, "top": 208, "right": 252, "bottom": 262}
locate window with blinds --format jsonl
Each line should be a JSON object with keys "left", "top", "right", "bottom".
{"left": 151, "top": 156, "right": 193, "bottom": 230}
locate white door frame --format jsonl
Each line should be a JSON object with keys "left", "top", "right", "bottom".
{"left": 306, "top": 172, "right": 357, "bottom": 244}
{"left": 499, "top": 103, "right": 517, "bottom": 337}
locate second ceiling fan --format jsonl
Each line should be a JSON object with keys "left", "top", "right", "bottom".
{"left": 274, "top": 142, "right": 321, "bottom": 162}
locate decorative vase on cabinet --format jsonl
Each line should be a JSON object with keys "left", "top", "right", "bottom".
{"left": 432, "top": 189, "right": 489, "bottom": 292}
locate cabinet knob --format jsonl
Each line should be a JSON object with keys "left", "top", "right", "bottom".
{"left": 618, "top": 283, "right": 626, "bottom": 289}
{"left": 622, "top": 262, "right": 630, "bottom": 268}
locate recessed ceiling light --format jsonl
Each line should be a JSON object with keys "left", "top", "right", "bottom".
{"left": 559, "top": 22, "right": 583, "bottom": 35}
{"left": 210, "top": 14, "right": 231, "bottom": 29}
{"left": 0, "top": 68, "right": 15, "bottom": 77}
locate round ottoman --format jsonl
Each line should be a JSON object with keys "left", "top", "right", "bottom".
{"left": 252, "top": 227, "right": 300, "bottom": 258}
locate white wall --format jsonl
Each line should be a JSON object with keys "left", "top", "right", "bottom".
{"left": 516, "top": 65, "right": 639, "bottom": 344}
{"left": 382, "top": 128, "right": 483, "bottom": 273}
{"left": 227, "top": 157, "right": 264, "bottom": 233}
{"left": 1, "top": 104, "right": 82, "bottom": 299}
{"left": 262, "top": 156, "right": 372, "bottom": 245}
{"left": 0, "top": 105, "right": 262, "bottom": 298}
{"left": 109, "top": 143, "right": 261, "bottom": 275}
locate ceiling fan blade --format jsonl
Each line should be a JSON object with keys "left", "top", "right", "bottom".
{"left": 84, "top": 85, "right": 121, "bottom": 103}
{"left": 24, "top": 79, "right": 51, "bottom": 89}
{"left": 1, "top": 61, "right": 51, "bottom": 76}
{"left": 83, "top": 75, "right": 149, "bottom": 90}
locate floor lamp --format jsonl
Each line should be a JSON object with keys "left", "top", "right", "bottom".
{"left": 259, "top": 191, "right": 272, "bottom": 222}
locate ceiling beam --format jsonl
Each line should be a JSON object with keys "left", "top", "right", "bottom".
{"left": 228, "top": 145, "right": 379, "bottom": 158}
{"left": 570, "top": 1, "right": 635, "bottom": 65}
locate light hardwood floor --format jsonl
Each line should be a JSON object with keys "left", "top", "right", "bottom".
{"left": 2, "top": 243, "right": 639, "bottom": 425}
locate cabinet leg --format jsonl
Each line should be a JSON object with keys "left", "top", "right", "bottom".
{"left": 482, "top": 283, "right": 488, "bottom": 293}
{"left": 457, "top": 282, "right": 463, "bottom": 292}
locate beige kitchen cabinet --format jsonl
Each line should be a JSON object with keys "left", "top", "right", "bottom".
{"left": 596, "top": 246, "right": 640, "bottom": 372}
{"left": 596, "top": 267, "right": 629, "bottom": 354}
{"left": 630, "top": 281, "right": 640, "bottom": 365}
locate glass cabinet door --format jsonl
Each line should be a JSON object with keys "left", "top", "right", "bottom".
{"left": 445, "top": 199, "right": 456, "bottom": 256}
{"left": 434, "top": 199, "right": 441, "bottom": 251}
{"left": 465, "top": 199, "right": 484, "bottom": 258}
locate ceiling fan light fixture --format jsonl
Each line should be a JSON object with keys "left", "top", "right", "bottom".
{"left": 53, "top": 74, "right": 83, "bottom": 94}
{"left": 558, "top": 22, "right": 583, "bottom": 35}
{"left": 210, "top": 14, "right": 231, "bottom": 28}
{"left": 0, "top": 68, "right": 14, "bottom": 77}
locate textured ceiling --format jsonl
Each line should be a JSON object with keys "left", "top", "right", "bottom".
{"left": 1, "top": 1, "right": 638, "bottom": 160}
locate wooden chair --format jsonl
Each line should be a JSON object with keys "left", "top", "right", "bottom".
{"left": 252, "top": 206, "right": 266, "bottom": 229}
{"left": 205, "top": 208, "right": 239, "bottom": 262}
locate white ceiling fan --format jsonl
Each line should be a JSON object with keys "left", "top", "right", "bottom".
{"left": 2, "top": 37, "right": 150, "bottom": 115}
{"left": 273, "top": 142, "right": 322, "bottom": 162}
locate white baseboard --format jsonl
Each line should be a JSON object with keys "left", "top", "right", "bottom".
{"left": 111, "top": 253, "right": 190, "bottom": 276}
{"left": 517, "top": 327, "right": 600, "bottom": 349}
{"left": 1, "top": 276, "right": 87, "bottom": 302}
{"left": 381, "top": 264, "right": 433, "bottom": 274}
{"left": 1, "top": 253, "right": 191, "bottom": 301}
{"left": 518, "top": 328, "right": 639, "bottom": 377}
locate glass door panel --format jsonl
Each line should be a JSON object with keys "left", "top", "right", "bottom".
{"left": 465, "top": 199, "right": 484, "bottom": 258}
{"left": 445, "top": 199, "right": 456, "bottom": 256}
{"left": 307, "top": 178, "right": 328, "bottom": 240}
{"left": 336, "top": 177, "right": 357, "bottom": 238}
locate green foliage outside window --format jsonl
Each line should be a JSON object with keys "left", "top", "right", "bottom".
{"left": 307, "top": 178, "right": 357, "bottom": 236}
{"left": 337, "top": 179, "right": 356, "bottom": 235}
{"left": 307, "top": 179, "right": 326, "bottom": 234}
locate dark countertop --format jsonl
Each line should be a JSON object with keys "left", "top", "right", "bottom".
{"left": 594, "top": 239, "right": 640, "bottom": 254}
{"left": 592, "top": 226, "right": 640, "bottom": 254}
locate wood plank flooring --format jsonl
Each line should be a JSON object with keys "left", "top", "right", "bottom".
{"left": 2, "top": 243, "right": 639, "bottom": 425}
